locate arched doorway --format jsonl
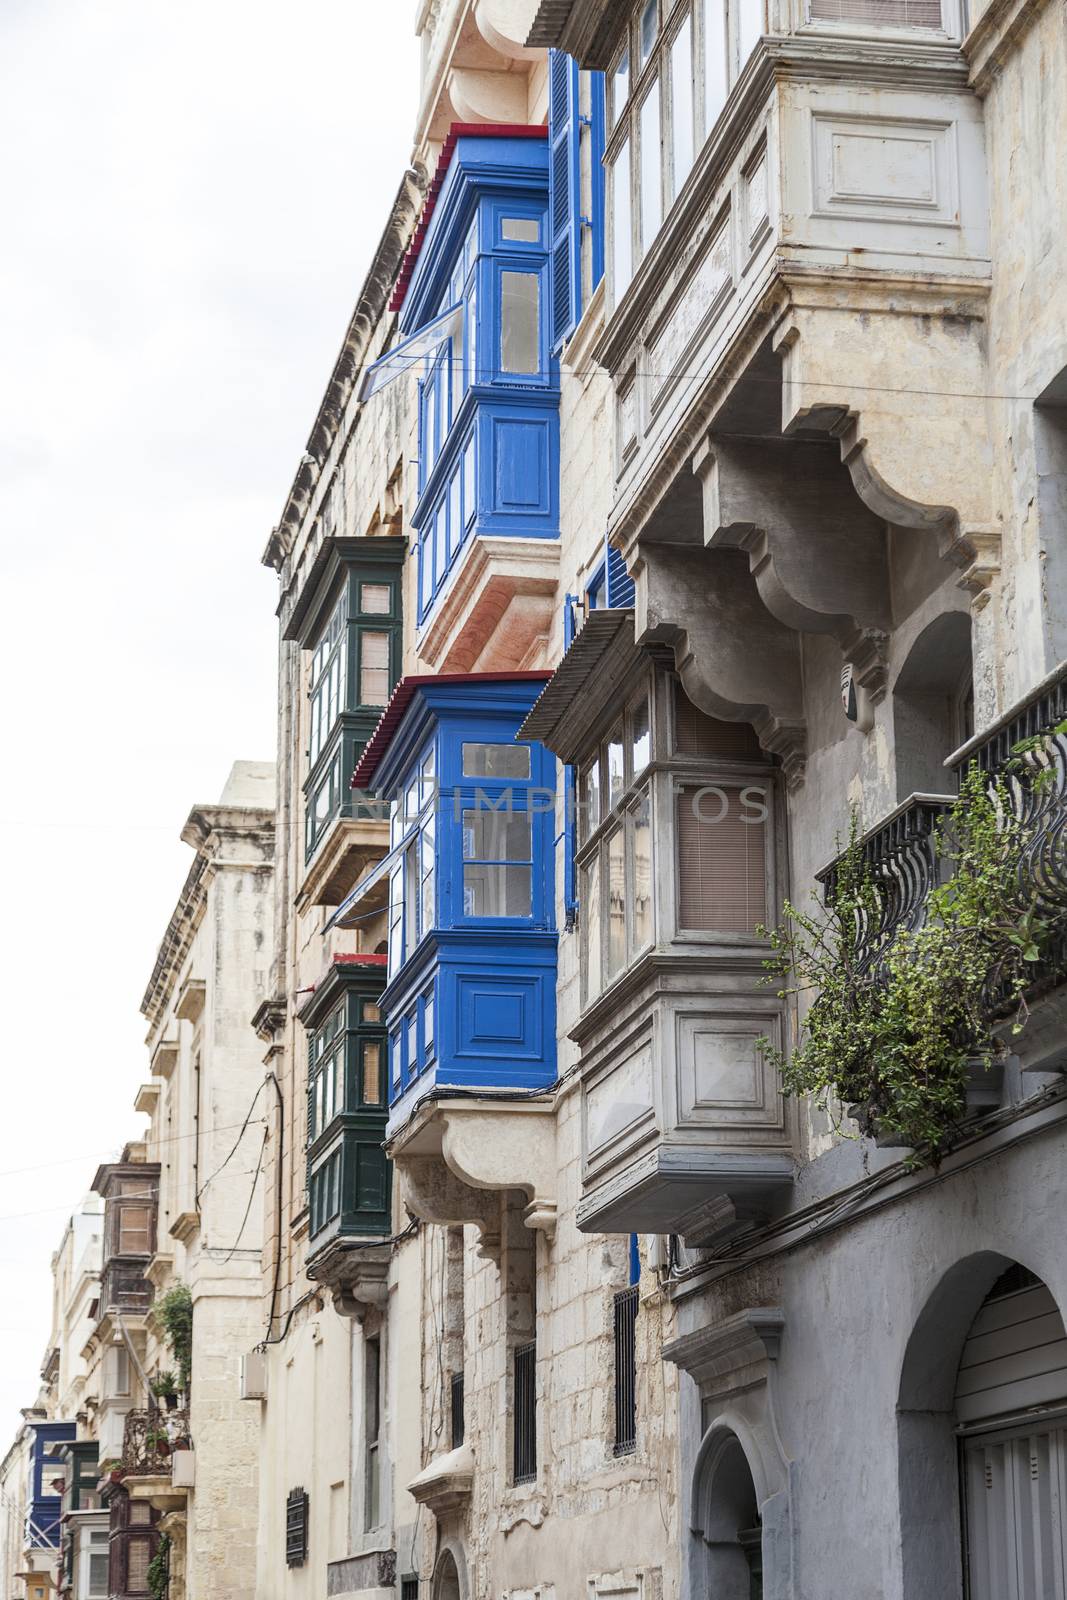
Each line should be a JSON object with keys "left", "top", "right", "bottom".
{"left": 693, "top": 1428, "right": 764, "bottom": 1599}
{"left": 898, "top": 1253, "right": 1067, "bottom": 1600}
{"left": 957, "top": 1265, "right": 1067, "bottom": 1598}
{"left": 432, "top": 1548, "right": 461, "bottom": 1600}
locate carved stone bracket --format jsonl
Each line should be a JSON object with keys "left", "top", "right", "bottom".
{"left": 635, "top": 542, "right": 807, "bottom": 787}
{"left": 407, "top": 1442, "right": 475, "bottom": 1519}
{"left": 695, "top": 433, "right": 892, "bottom": 704}
{"left": 773, "top": 301, "right": 1001, "bottom": 612}
{"left": 397, "top": 1155, "right": 504, "bottom": 1262}
{"left": 305, "top": 1239, "right": 391, "bottom": 1322}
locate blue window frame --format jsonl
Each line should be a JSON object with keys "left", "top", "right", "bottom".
{"left": 348, "top": 676, "right": 559, "bottom": 1119}
{"left": 548, "top": 51, "right": 606, "bottom": 352}
{"left": 361, "top": 132, "right": 561, "bottom": 628}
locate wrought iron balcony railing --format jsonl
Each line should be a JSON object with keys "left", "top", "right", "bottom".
{"left": 819, "top": 661, "right": 1067, "bottom": 1003}
{"left": 815, "top": 793, "right": 954, "bottom": 981}
{"left": 120, "top": 1409, "right": 191, "bottom": 1477}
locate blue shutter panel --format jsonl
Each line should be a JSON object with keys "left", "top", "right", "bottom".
{"left": 549, "top": 51, "right": 581, "bottom": 352}
{"left": 605, "top": 540, "right": 635, "bottom": 608}
{"left": 588, "top": 70, "right": 606, "bottom": 293}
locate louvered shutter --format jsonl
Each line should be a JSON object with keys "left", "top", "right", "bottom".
{"left": 675, "top": 785, "right": 768, "bottom": 934}
{"left": 809, "top": 0, "right": 942, "bottom": 21}
{"left": 549, "top": 51, "right": 581, "bottom": 352}
{"left": 605, "top": 540, "right": 635, "bottom": 608}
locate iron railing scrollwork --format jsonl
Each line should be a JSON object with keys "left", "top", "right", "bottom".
{"left": 120, "top": 1409, "right": 191, "bottom": 1477}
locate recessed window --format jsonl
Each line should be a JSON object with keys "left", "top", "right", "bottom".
{"left": 462, "top": 742, "right": 531, "bottom": 779}
{"left": 502, "top": 216, "right": 540, "bottom": 243}
{"left": 500, "top": 271, "right": 540, "bottom": 375}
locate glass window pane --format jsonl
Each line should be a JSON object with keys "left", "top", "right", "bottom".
{"left": 424, "top": 990, "right": 435, "bottom": 1054}
{"left": 360, "top": 583, "right": 391, "bottom": 615}
{"left": 631, "top": 698, "right": 651, "bottom": 777}
{"left": 424, "top": 377, "right": 437, "bottom": 472}
{"left": 363, "top": 1041, "right": 381, "bottom": 1106}
{"left": 360, "top": 632, "right": 390, "bottom": 705}
{"left": 581, "top": 757, "right": 601, "bottom": 840}
{"left": 434, "top": 507, "right": 447, "bottom": 583}
{"left": 463, "top": 864, "right": 532, "bottom": 917}
{"left": 500, "top": 272, "right": 540, "bottom": 375}
{"left": 462, "top": 809, "right": 532, "bottom": 861}
{"left": 639, "top": 80, "right": 662, "bottom": 258}
{"left": 639, "top": 0, "right": 658, "bottom": 64}
{"left": 704, "top": 0, "right": 727, "bottom": 130}
{"left": 407, "top": 1014, "right": 418, "bottom": 1076}
{"left": 362, "top": 1001, "right": 380, "bottom": 1024}
{"left": 606, "top": 827, "right": 626, "bottom": 981}
{"left": 670, "top": 17, "right": 694, "bottom": 198}
{"left": 632, "top": 789, "right": 652, "bottom": 951}
{"left": 611, "top": 138, "right": 633, "bottom": 305}
{"left": 607, "top": 731, "right": 625, "bottom": 809}
{"left": 462, "top": 743, "right": 531, "bottom": 779}
{"left": 502, "top": 216, "right": 540, "bottom": 242}
{"left": 738, "top": 0, "right": 763, "bottom": 69}
{"left": 611, "top": 47, "right": 630, "bottom": 128}
{"left": 449, "top": 470, "right": 462, "bottom": 559}
{"left": 421, "top": 746, "right": 436, "bottom": 804}
{"left": 463, "top": 434, "right": 476, "bottom": 525}
{"left": 583, "top": 856, "right": 602, "bottom": 1003}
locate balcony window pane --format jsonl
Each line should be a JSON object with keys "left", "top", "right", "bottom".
{"left": 631, "top": 698, "right": 650, "bottom": 777}
{"left": 421, "top": 746, "right": 436, "bottom": 803}
{"left": 420, "top": 819, "right": 435, "bottom": 935}
{"left": 424, "top": 990, "right": 435, "bottom": 1056}
{"left": 607, "top": 731, "right": 625, "bottom": 809}
{"left": 465, "top": 281, "right": 478, "bottom": 387}
{"left": 407, "top": 1014, "right": 418, "bottom": 1078}
{"left": 463, "top": 864, "right": 532, "bottom": 917}
{"left": 359, "top": 583, "right": 391, "bottom": 615}
{"left": 704, "top": 0, "right": 727, "bottom": 130}
{"left": 500, "top": 271, "right": 540, "bottom": 375}
{"left": 633, "top": 790, "right": 652, "bottom": 951}
{"left": 639, "top": 0, "right": 658, "bottom": 64}
{"left": 117, "top": 1206, "right": 151, "bottom": 1255}
{"left": 670, "top": 17, "right": 694, "bottom": 198}
{"left": 463, "top": 434, "right": 476, "bottom": 525}
{"left": 362, "top": 1001, "right": 380, "bottom": 1024}
{"left": 581, "top": 757, "right": 601, "bottom": 841}
{"left": 424, "top": 377, "right": 437, "bottom": 474}
{"left": 360, "top": 632, "right": 390, "bottom": 706}
{"left": 462, "top": 742, "right": 531, "bottom": 779}
{"left": 583, "top": 856, "right": 602, "bottom": 1002}
{"left": 388, "top": 868, "right": 403, "bottom": 973}
{"left": 611, "top": 138, "right": 633, "bottom": 304}
{"left": 462, "top": 810, "right": 532, "bottom": 861}
{"left": 362, "top": 1041, "right": 381, "bottom": 1106}
{"left": 502, "top": 216, "right": 540, "bottom": 242}
{"left": 610, "top": 46, "right": 630, "bottom": 128}
{"left": 434, "top": 507, "right": 447, "bottom": 584}
{"left": 675, "top": 784, "right": 767, "bottom": 933}
{"left": 449, "top": 469, "right": 462, "bottom": 560}
{"left": 808, "top": 0, "right": 941, "bottom": 21}
{"left": 738, "top": 0, "right": 763, "bottom": 68}
{"left": 639, "top": 80, "right": 662, "bottom": 258}
{"left": 606, "top": 827, "right": 626, "bottom": 981}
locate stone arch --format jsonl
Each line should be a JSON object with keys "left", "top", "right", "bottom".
{"left": 891, "top": 609, "right": 973, "bottom": 797}
{"left": 431, "top": 1540, "right": 469, "bottom": 1600}
{"left": 896, "top": 1250, "right": 1045, "bottom": 1600}
{"left": 691, "top": 1412, "right": 790, "bottom": 1600}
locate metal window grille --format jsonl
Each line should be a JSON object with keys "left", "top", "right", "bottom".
{"left": 285, "top": 1488, "right": 309, "bottom": 1567}
{"left": 613, "top": 1285, "right": 639, "bottom": 1455}
{"left": 450, "top": 1372, "right": 465, "bottom": 1450}
{"left": 401, "top": 1579, "right": 419, "bottom": 1600}
{"left": 513, "top": 1341, "right": 537, "bottom": 1483}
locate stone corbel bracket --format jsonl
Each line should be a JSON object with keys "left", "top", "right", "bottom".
{"left": 397, "top": 1154, "right": 504, "bottom": 1262}
{"left": 773, "top": 299, "right": 1001, "bottom": 611}
{"left": 306, "top": 1240, "right": 391, "bottom": 1322}
{"left": 439, "top": 1100, "right": 557, "bottom": 1238}
{"left": 634, "top": 540, "right": 807, "bottom": 787}
{"left": 696, "top": 433, "right": 892, "bottom": 705}
{"left": 408, "top": 1442, "right": 475, "bottom": 1519}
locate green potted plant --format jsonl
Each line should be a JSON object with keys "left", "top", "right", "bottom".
{"left": 150, "top": 1370, "right": 180, "bottom": 1410}
{"left": 153, "top": 1283, "right": 193, "bottom": 1395}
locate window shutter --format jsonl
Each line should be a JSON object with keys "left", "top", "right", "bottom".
{"left": 605, "top": 539, "right": 635, "bottom": 609}
{"left": 549, "top": 50, "right": 581, "bottom": 352}
{"left": 285, "top": 1488, "right": 309, "bottom": 1567}
{"left": 809, "top": 0, "right": 942, "bottom": 21}
{"left": 675, "top": 785, "right": 768, "bottom": 934}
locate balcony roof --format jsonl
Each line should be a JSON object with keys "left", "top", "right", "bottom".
{"left": 518, "top": 608, "right": 648, "bottom": 761}
{"left": 350, "top": 672, "right": 551, "bottom": 792}
{"left": 390, "top": 123, "right": 547, "bottom": 316}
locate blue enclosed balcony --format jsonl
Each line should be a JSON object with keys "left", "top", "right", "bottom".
{"left": 362, "top": 129, "right": 562, "bottom": 674}
{"left": 26, "top": 1420, "right": 76, "bottom": 1548}
{"left": 338, "top": 674, "right": 561, "bottom": 1250}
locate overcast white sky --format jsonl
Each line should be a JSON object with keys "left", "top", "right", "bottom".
{"left": 0, "top": 0, "right": 418, "bottom": 1446}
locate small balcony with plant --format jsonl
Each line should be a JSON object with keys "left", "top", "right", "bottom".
{"left": 768, "top": 664, "right": 1067, "bottom": 1157}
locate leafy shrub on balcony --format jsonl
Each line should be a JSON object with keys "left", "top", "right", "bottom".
{"left": 153, "top": 1283, "right": 193, "bottom": 1392}
{"left": 760, "top": 760, "right": 1065, "bottom": 1156}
